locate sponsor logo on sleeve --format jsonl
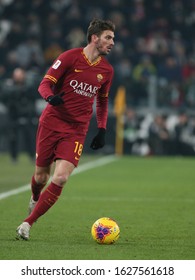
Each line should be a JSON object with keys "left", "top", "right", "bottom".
{"left": 52, "top": 60, "right": 61, "bottom": 69}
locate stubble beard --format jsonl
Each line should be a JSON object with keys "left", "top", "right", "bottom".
{"left": 95, "top": 41, "right": 108, "bottom": 56}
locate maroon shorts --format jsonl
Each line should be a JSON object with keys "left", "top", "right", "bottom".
{"left": 36, "top": 123, "right": 87, "bottom": 167}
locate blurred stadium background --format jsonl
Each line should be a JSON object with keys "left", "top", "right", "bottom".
{"left": 1, "top": 0, "right": 195, "bottom": 161}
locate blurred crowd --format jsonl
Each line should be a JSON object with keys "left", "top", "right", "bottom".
{"left": 0, "top": 0, "right": 195, "bottom": 158}
{"left": 1, "top": 0, "right": 195, "bottom": 106}
{"left": 123, "top": 108, "right": 195, "bottom": 156}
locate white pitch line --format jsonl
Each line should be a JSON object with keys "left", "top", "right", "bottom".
{"left": 0, "top": 155, "right": 117, "bottom": 201}
{"left": 0, "top": 184, "right": 30, "bottom": 200}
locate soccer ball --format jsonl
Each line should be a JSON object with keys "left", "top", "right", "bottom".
{"left": 91, "top": 217, "right": 120, "bottom": 244}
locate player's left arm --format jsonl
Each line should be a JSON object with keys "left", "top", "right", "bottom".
{"left": 90, "top": 69, "right": 113, "bottom": 150}
{"left": 96, "top": 67, "right": 114, "bottom": 129}
{"left": 90, "top": 92, "right": 109, "bottom": 150}
{"left": 96, "top": 93, "right": 109, "bottom": 129}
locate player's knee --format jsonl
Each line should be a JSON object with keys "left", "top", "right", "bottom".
{"left": 35, "top": 173, "right": 50, "bottom": 185}
{"left": 52, "top": 173, "right": 69, "bottom": 187}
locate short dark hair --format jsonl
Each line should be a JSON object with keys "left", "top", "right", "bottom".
{"left": 87, "top": 19, "right": 115, "bottom": 43}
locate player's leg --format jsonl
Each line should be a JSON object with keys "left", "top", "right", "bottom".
{"left": 16, "top": 128, "right": 85, "bottom": 240}
{"left": 29, "top": 165, "right": 52, "bottom": 214}
{"left": 27, "top": 134, "right": 85, "bottom": 223}
{"left": 17, "top": 123, "right": 55, "bottom": 239}
{"left": 16, "top": 165, "right": 53, "bottom": 240}
{"left": 28, "top": 123, "right": 55, "bottom": 213}
{"left": 23, "top": 160, "right": 75, "bottom": 226}
{"left": 52, "top": 158, "right": 75, "bottom": 187}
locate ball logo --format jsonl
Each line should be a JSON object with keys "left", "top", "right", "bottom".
{"left": 91, "top": 217, "right": 120, "bottom": 244}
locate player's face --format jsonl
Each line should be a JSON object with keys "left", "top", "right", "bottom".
{"left": 95, "top": 30, "right": 114, "bottom": 55}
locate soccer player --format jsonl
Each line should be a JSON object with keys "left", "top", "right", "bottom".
{"left": 16, "top": 19, "right": 115, "bottom": 240}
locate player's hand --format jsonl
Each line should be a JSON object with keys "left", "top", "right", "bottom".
{"left": 46, "top": 92, "right": 64, "bottom": 106}
{"left": 90, "top": 128, "right": 106, "bottom": 150}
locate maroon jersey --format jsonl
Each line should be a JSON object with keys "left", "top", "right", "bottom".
{"left": 38, "top": 48, "right": 114, "bottom": 133}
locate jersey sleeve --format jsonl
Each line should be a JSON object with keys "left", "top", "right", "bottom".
{"left": 38, "top": 52, "right": 72, "bottom": 100}
{"left": 96, "top": 67, "right": 114, "bottom": 129}
{"left": 96, "top": 95, "right": 109, "bottom": 129}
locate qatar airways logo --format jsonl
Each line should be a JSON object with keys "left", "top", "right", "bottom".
{"left": 70, "top": 80, "right": 100, "bottom": 98}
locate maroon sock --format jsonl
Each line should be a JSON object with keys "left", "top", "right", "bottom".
{"left": 31, "top": 175, "right": 46, "bottom": 201}
{"left": 25, "top": 182, "right": 63, "bottom": 226}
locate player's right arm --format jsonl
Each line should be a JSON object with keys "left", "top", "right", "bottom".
{"left": 38, "top": 52, "right": 72, "bottom": 101}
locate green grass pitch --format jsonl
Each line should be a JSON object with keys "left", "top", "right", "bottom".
{"left": 0, "top": 153, "right": 194, "bottom": 260}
